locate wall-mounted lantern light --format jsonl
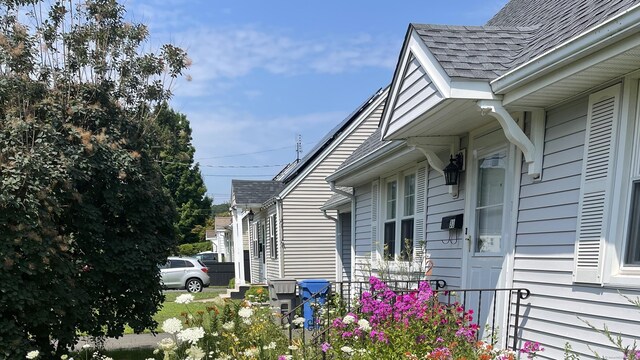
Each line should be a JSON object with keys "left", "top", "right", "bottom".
{"left": 443, "top": 153, "right": 464, "bottom": 186}
{"left": 247, "top": 209, "right": 254, "bottom": 222}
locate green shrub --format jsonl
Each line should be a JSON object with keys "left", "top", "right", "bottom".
{"left": 177, "top": 242, "right": 212, "bottom": 256}
{"left": 244, "top": 286, "right": 268, "bottom": 303}
{"left": 228, "top": 278, "right": 235, "bottom": 289}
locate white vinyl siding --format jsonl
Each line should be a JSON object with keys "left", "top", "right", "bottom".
{"left": 280, "top": 103, "right": 383, "bottom": 281}
{"left": 390, "top": 54, "right": 444, "bottom": 128}
{"left": 513, "top": 93, "right": 640, "bottom": 359}
{"left": 425, "top": 163, "right": 466, "bottom": 288}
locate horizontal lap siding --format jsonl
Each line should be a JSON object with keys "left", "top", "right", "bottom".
{"left": 266, "top": 206, "right": 280, "bottom": 280}
{"left": 426, "top": 166, "right": 465, "bottom": 288}
{"left": 354, "top": 184, "right": 373, "bottom": 280}
{"left": 513, "top": 96, "right": 640, "bottom": 359}
{"left": 280, "top": 104, "right": 383, "bottom": 281}
{"left": 390, "top": 57, "right": 444, "bottom": 128}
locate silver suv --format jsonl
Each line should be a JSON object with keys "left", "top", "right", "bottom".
{"left": 160, "top": 257, "right": 210, "bottom": 292}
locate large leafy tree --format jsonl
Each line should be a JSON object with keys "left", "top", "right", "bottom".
{"left": 153, "top": 105, "right": 212, "bottom": 244}
{"left": 0, "top": 0, "right": 188, "bottom": 358}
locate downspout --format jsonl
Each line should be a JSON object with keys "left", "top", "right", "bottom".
{"left": 275, "top": 197, "right": 284, "bottom": 278}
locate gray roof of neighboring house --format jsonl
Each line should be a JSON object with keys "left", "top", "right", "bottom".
{"left": 334, "top": 127, "right": 404, "bottom": 173}
{"left": 281, "top": 88, "right": 386, "bottom": 184}
{"left": 413, "top": 24, "right": 537, "bottom": 79}
{"left": 231, "top": 179, "right": 284, "bottom": 205}
{"left": 320, "top": 187, "right": 353, "bottom": 210}
{"left": 410, "top": 0, "right": 639, "bottom": 80}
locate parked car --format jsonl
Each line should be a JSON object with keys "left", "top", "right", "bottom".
{"left": 160, "top": 257, "right": 210, "bottom": 293}
{"left": 194, "top": 251, "right": 218, "bottom": 267}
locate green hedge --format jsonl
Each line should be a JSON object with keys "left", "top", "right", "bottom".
{"left": 177, "top": 242, "right": 212, "bottom": 256}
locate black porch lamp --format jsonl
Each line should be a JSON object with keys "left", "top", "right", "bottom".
{"left": 443, "top": 154, "right": 464, "bottom": 186}
{"left": 247, "top": 209, "right": 254, "bottom": 222}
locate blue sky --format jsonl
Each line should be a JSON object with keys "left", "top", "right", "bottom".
{"left": 127, "top": 0, "right": 508, "bottom": 204}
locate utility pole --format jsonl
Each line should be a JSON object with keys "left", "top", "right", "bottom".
{"left": 295, "top": 134, "right": 302, "bottom": 163}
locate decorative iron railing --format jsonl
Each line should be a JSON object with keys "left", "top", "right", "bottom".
{"left": 278, "top": 280, "right": 530, "bottom": 359}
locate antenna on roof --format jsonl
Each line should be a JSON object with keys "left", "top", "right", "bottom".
{"left": 295, "top": 134, "right": 302, "bottom": 163}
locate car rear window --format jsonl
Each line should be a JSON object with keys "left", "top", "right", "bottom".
{"left": 169, "top": 260, "right": 186, "bottom": 268}
{"left": 184, "top": 260, "right": 195, "bottom": 267}
{"left": 197, "top": 259, "right": 206, "bottom": 267}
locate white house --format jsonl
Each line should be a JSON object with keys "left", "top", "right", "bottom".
{"left": 325, "top": 0, "right": 640, "bottom": 358}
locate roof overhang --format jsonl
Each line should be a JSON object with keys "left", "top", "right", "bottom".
{"left": 492, "top": 3, "right": 640, "bottom": 108}
{"left": 326, "top": 141, "right": 423, "bottom": 187}
{"left": 380, "top": 26, "right": 500, "bottom": 141}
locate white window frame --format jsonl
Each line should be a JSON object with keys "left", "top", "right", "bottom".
{"left": 604, "top": 74, "right": 640, "bottom": 286}
{"left": 381, "top": 169, "right": 417, "bottom": 261}
{"left": 269, "top": 214, "right": 277, "bottom": 259}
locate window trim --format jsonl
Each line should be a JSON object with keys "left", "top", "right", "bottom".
{"left": 380, "top": 169, "right": 417, "bottom": 261}
{"left": 269, "top": 214, "right": 278, "bottom": 259}
{"left": 603, "top": 75, "right": 640, "bottom": 286}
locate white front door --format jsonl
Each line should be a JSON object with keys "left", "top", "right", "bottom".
{"left": 464, "top": 129, "right": 515, "bottom": 343}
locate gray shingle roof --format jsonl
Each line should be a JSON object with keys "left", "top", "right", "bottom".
{"left": 231, "top": 180, "right": 284, "bottom": 205}
{"left": 486, "top": 0, "right": 638, "bottom": 66}
{"left": 281, "top": 88, "right": 385, "bottom": 184}
{"left": 410, "top": 0, "right": 638, "bottom": 80}
{"left": 413, "top": 24, "right": 537, "bottom": 79}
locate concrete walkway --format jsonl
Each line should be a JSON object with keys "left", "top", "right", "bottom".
{"left": 76, "top": 333, "right": 173, "bottom": 350}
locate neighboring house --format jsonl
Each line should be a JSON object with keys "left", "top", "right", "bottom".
{"left": 211, "top": 217, "right": 232, "bottom": 262}
{"left": 325, "top": 0, "right": 640, "bottom": 357}
{"left": 245, "top": 88, "right": 389, "bottom": 284}
{"left": 229, "top": 180, "right": 284, "bottom": 286}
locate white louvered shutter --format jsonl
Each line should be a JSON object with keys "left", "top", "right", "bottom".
{"left": 371, "top": 180, "right": 379, "bottom": 264}
{"left": 573, "top": 84, "right": 621, "bottom": 284}
{"left": 413, "top": 164, "right": 428, "bottom": 262}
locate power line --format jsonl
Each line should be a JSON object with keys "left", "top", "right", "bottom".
{"left": 202, "top": 174, "right": 274, "bottom": 177}
{"left": 158, "top": 160, "right": 286, "bottom": 168}
{"left": 195, "top": 146, "right": 292, "bottom": 160}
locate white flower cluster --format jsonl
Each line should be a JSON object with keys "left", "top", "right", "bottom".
{"left": 185, "top": 345, "right": 205, "bottom": 360}
{"left": 341, "top": 346, "right": 354, "bottom": 354}
{"left": 357, "top": 318, "right": 371, "bottom": 332}
{"left": 262, "top": 341, "right": 277, "bottom": 350}
{"left": 342, "top": 314, "right": 356, "bottom": 324}
{"left": 292, "top": 316, "right": 305, "bottom": 327}
{"left": 177, "top": 327, "right": 206, "bottom": 344}
{"left": 26, "top": 350, "right": 39, "bottom": 359}
{"left": 175, "top": 294, "right": 194, "bottom": 304}
{"left": 238, "top": 307, "right": 253, "bottom": 318}
{"left": 158, "top": 338, "right": 177, "bottom": 352}
{"left": 222, "top": 321, "right": 235, "bottom": 331}
{"left": 242, "top": 347, "right": 259, "bottom": 357}
{"left": 162, "top": 317, "right": 183, "bottom": 334}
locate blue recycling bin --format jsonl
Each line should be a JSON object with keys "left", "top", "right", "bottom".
{"left": 298, "top": 279, "right": 330, "bottom": 330}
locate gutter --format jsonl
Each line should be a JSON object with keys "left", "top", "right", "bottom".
{"left": 491, "top": 3, "right": 640, "bottom": 93}
{"left": 326, "top": 140, "right": 405, "bottom": 183}
{"left": 275, "top": 196, "right": 284, "bottom": 278}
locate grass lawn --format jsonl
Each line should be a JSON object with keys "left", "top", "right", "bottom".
{"left": 124, "top": 287, "right": 227, "bottom": 334}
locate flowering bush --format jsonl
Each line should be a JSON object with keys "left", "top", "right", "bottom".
{"left": 321, "top": 276, "right": 521, "bottom": 359}
{"left": 154, "top": 294, "right": 298, "bottom": 360}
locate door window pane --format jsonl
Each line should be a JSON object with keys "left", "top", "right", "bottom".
{"left": 626, "top": 182, "right": 640, "bottom": 264}
{"left": 400, "top": 218, "right": 414, "bottom": 260}
{"left": 384, "top": 222, "right": 396, "bottom": 259}
{"left": 404, "top": 174, "right": 416, "bottom": 216}
{"left": 475, "top": 151, "right": 506, "bottom": 253}
{"left": 386, "top": 181, "right": 397, "bottom": 220}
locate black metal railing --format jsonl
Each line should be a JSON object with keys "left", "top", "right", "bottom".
{"left": 278, "top": 280, "right": 530, "bottom": 358}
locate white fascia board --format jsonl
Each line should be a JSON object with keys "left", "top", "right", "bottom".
{"left": 450, "top": 79, "right": 501, "bottom": 100}
{"left": 278, "top": 89, "right": 389, "bottom": 199}
{"left": 326, "top": 141, "right": 405, "bottom": 184}
{"left": 491, "top": 3, "right": 640, "bottom": 94}
{"left": 380, "top": 29, "right": 453, "bottom": 140}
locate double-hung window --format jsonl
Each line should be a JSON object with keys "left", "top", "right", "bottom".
{"left": 383, "top": 172, "right": 416, "bottom": 260}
